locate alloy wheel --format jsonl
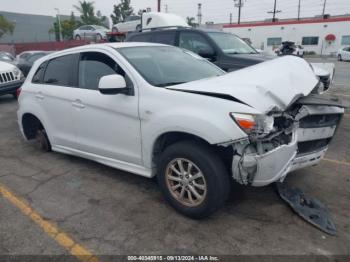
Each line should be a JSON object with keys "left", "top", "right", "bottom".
{"left": 165, "top": 158, "right": 207, "bottom": 207}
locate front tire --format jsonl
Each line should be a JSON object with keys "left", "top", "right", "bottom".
{"left": 75, "top": 35, "right": 81, "bottom": 40}
{"left": 338, "top": 54, "right": 342, "bottom": 61}
{"left": 157, "top": 141, "right": 231, "bottom": 219}
{"left": 136, "top": 24, "right": 142, "bottom": 31}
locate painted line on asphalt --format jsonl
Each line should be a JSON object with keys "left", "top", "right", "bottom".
{"left": 0, "top": 183, "right": 99, "bottom": 262}
{"left": 323, "top": 158, "right": 350, "bottom": 167}
{"left": 332, "top": 93, "right": 350, "bottom": 97}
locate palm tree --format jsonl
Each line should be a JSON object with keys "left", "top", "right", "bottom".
{"left": 186, "top": 17, "right": 197, "bottom": 28}
{"left": 73, "top": 1, "right": 99, "bottom": 25}
{"left": 0, "top": 15, "right": 15, "bottom": 38}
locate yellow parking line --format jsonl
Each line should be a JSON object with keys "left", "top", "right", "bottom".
{"left": 323, "top": 158, "right": 350, "bottom": 167}
{"left": 0, "top": 183, "right": 99, "bottom": 262}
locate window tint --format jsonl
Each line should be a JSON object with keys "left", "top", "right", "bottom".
{"left": 152, "top": 32, "right": 176, "bottom": 45}
{"left": 341, "top": 35, "right": 350, "bottom": 45}
{"left": 302, "top": 36, "right": 319, "bottom": 45}
{"left": 267, "top": 37, "right": 282, "bottom": 46}
{"left": 32, "top": 61, "right": 47, "bottom": 84}
{"left": 179, "top": 32, "right": 213, "bottom": 54}
{"left": 43, "top": 55, "right": 76, "bottom": 86}
{"left": 78, "top": 52, "right": 132, "bottom": 90}
{"left": 129, "top": 33, "right": 153, "bottom": 42}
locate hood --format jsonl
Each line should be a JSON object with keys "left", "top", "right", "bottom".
{"left": 167, "top": 56, "right": 319, "bottom": 113}
{"left": 0, "top": 61, "right": 17, "bottom": 71}
{"left": 225, "top": 52, "right": 275, "bottom": 64}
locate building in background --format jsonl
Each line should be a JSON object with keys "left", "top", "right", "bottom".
{"left": 0, "top": 11, "right": 56, "bottom": 43}
{"left": 222, "top": 15, "right": 350, "bottom": 55}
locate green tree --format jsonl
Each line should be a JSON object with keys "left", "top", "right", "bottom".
{"left": 111, "top": 0, "right": 134, "bottom": 25}
{"left": 73, "top": 1, "right": 105, "bottom": 25}
{"left": 0, "top": 15, "right": 15, "bottom": 38}
{"left": 49, "top": 12, "right": 80, "bottom": 41}
{"left": 186, "top": 17, "right": 197, "bottom": 27}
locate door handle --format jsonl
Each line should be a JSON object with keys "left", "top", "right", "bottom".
{"left": 72, "top": 99, "right": 85, "bottom": 109}
{"left": 35, "top": 92, "right": 44, "bottom": 100}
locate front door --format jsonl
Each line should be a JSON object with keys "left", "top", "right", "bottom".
{"left": 72, "top": 51, "right": 142, "bottom": 165}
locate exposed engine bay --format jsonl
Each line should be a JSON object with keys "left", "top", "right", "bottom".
{"left": 231, "top": 94, "right": 344, "bottom": 186}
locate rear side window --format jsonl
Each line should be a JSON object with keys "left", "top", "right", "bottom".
{"left": 128, "top": 33, "right": 152, "bottom": 42}
{"left": 43, "top": 54, "right": 77, "bottom": 86}
{"left": 32, "top": 61, "right": 47, "bottom": 84}
{"left": 152, "top": 32, "right": 176, "bottom": 45}
{"left": 78, "top": 52, "right": 132, "bottom": 90}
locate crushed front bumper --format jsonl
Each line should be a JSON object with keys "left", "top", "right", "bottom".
{"left": 231, "top": 104, "right": 344, "bottom": 187}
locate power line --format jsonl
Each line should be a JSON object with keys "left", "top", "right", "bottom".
{"left": 322, "top": 0, "right": 327, "bottom": 16}
{"left": 267, "top": 0, "right": 282, "bottom": 22}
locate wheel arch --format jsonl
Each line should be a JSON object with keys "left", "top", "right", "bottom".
{"left": 21, "top": 113, "right": 45, "bottom": 140}
{"left": 150, "top": 131, "right": 234, "bottom": 176}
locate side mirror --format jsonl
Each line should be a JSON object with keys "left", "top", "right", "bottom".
{"left": 98, "top": 74, "right": 129, "bottom": 95}
{"left": 198, "top": 47, "right": 216, "bottom": 60}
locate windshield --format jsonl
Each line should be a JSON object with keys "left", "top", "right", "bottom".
{"left": 27, "top": 53, "right": 47, "bottom": 63}
{"left": 208, "top": 32, "right": 257, "bottom": 54}
{"left": 94, "top": 26, "right": 107, "bottom": 30}
{"left": 117, "top": 46, "right": 224, "bottom": 87}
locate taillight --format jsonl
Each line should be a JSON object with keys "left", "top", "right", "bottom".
{"left": 16, "top": 87, "right": 22, "bottom": 98}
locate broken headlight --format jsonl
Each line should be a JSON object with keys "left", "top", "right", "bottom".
{"left": 230, "top": 113, "right": 274, "bottom": 135}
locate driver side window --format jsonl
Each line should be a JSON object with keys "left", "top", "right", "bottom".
{"left": 78, "top": 52, "right": 133, "bottom": 90}
{"left": 179, "top": 32, "right": 213, "bottom": 55}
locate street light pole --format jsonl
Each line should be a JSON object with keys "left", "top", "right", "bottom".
{"left": 54, "top": 8, "right": 63, "bottom": 41}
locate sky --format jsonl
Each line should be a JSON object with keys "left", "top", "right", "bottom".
{"left": 1, "top": 0, "right": 350, "bottom": 24}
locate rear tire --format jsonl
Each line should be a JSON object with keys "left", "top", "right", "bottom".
{"left": 36, "top": 128, "right": 51, "bottom": 152}
{"left": 96, "top": 34, "right": 102, "bottom": 41}
{"left": 157, "top": 141, "right": 231, "bottom": 219}
{"left": 75, "top": 35, "right": 81, "bottom": 40}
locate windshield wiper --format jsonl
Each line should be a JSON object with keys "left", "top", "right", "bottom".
{"left": 155, "top": 82, "right": 185, "bottom": 87}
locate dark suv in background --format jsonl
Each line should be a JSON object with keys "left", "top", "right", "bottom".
{"left": 126, "top": 28, "right": 273, "bottom": 72}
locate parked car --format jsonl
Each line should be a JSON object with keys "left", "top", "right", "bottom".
{"left": 337, "top": 47, "right": 350, "bottom": 61}
{"left": 0, "top": 51, "right": 15, "bottom": 63}
{"left": 16, "top": 51, "right": 51, "bottom": 77}
{"left": 17, "top": 43, "right": 344, "bottom": 218}
{"left": 126, "top": 28, "right": 332, "bottom": 91}
{"left": 275, "top": 42, "right": 304, "bottom": 57}
{"left": 16, "top": 51, "right": 45, "bottom": 62}
{"left": 0, "top": 61, "right": 24, "bottom": 98}
{"left": 73, "top": 25, "right": 109, "bottom": 40}
{"left": 112, "top": 15, "right": 141, "bottom": 33}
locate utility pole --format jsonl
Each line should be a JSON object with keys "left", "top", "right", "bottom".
{"left": 230, "top": 13, "right": 233, "bottom": 24}
{"left": 234, "top": 0, "right": 243, "bottom": 24}
{"left": 197, "top": 3, "right": 202, "bottom": 25}
{"left": 267, "top": 0, "right": 282, "bottom": 22}
{"left": 157, "top": 0, "right": 161, "bottom": 12}
{"left": 165, "top": 4, "right": 168, "bottom": 13}
{"left": 297, "top": 0, "right": 301, "bottom": 20}
{"left": 322, "top": 0, "right": 327, "bottom": 17}
{"left": 54, "top": 8, "right": 62, "bottom": 41}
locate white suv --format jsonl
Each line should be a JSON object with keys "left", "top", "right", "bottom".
{"left": 17, "top": 43, "right": 344, "bottom": 218}
{"left": 0, "top": 61, "right": 24, "bottom": 98}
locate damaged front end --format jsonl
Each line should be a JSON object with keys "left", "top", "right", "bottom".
{"left": 231, "top": 94, "right": 344, "bottom": 187}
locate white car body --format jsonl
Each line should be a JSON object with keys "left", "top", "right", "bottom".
{"left": 73, "top": 25, "right": 109, "bottom": 40}
{"left": 17, "top": 43, "right": 344, "bottom": 216}
{"left": 337, "top": 47, "right": 350, "bottom": 61}
{"left": 112, "top": 15, "right": 141, "bottom": 32}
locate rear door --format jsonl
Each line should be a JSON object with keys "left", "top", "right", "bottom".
{"left": 72, "top": 51, "right": 142, "bottom": 165}
{"left": 35, "top": 54, "right": 79, "bottom": 148}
